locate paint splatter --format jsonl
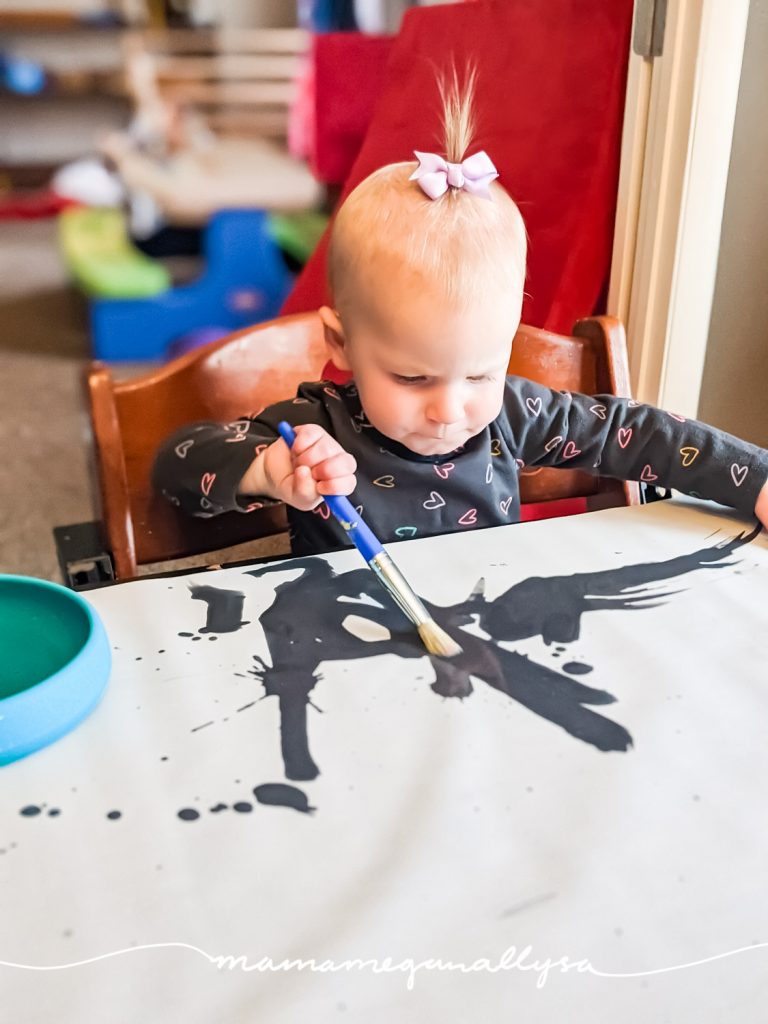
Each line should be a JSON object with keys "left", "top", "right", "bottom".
{"left": 19, "top": 805, "right": 41, "bottom": 817}
{"left": 254, "top": 783, "right": 315, "bottom": 814}
{"left": 177, "top": 808, "right": 200, "bottom": 821}
{"left": 106, "top": 810, "right": 122, "bottom": 820}
{"left": 240, "top": 525, "right": 760, "bottom": 780}
{"left": 562, "top": 662, "right": 593, "bottom": 676}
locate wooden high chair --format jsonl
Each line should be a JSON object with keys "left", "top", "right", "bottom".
{"left": 68, "top": 312, "right": 639, "bottom": 585}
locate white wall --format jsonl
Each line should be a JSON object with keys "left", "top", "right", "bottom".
{"left": 697, "top": 0, "right": 768, "bottom": 446}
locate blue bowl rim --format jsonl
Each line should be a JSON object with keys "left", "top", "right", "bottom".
{"left": 0, "top": 574, "right": 107, "bottom": 702}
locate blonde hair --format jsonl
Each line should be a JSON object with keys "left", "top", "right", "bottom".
{"left": 328, "top": 69, "right": 526, "bottom": 319}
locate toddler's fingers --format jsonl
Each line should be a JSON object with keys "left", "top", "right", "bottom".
{"left": 291, "top": 463, "right": 322, "bottom": 507}
{"left": 290, "top": 423, "right": 332, "bottom": 458}
{"left": 310, "top": 452, "right": 357, "bottom": 482}
{"left": 316, "top": 475, "right": 357, "bottom": 497}
{"left": 293, "top": 432, "right": 348, "bottom": 469}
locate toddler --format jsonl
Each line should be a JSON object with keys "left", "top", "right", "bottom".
{"left": 153, "top": 81, "right": 768, "bottom": 554}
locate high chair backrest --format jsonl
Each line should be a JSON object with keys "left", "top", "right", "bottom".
{"left": 509, "top": 316, "right": 639, "bottom": 508}
{"left": 86, "top": 312, "right": 639, "bottom": 580}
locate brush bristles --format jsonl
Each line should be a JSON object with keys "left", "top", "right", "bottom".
{"left": 417, "top": 619, "right": 463, "bottom": 658}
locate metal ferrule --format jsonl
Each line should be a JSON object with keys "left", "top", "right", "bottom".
{"left": 369, "top": 552, "right": 430, "bottom": 628}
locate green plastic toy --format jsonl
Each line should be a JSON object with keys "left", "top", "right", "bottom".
{"left": 58, "top": 207, "right": 170, "bottom": 299}
{"left": 268, "top": 210, "right": 329, "bottom": 266}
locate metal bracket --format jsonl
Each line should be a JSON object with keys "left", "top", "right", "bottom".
{"left": 633, "top": 0, "right": 667, "bottom": 58}
{"left": 53, "top": 521, "right": 115, "bottom": 590}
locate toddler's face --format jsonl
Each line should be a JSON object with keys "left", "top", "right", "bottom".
{"left": 323, "top": 274, "right": 522, "bottom": 457}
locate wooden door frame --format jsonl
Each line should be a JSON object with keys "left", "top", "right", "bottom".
{"left": 607, "top": 0, "right": 751, "bottom": 416}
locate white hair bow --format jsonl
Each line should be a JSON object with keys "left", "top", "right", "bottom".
{"left": 409, "top": 150, "right": 498, "bottom": 200}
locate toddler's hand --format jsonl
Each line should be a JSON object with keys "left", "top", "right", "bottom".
{"left": 263, "top": 423, "right": 357, "bottom": 511}
{"left": 756, "top": 481, "right": 768, "bottom": 531}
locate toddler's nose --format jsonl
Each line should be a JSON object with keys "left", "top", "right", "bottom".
{"left": 426, "top": 386, "right": 464, "bottom": 426}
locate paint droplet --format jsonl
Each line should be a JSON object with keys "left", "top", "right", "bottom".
{"left": 106, "top": 810, "right": 122, "bottom": 820}
{"left": 178, "top": 632, "right": 194, "bottom": 638}
{"left": 135, "top": 656, "right": 142, "bottom": 661}
{"left": 233, "top": 802, "right": 253, "bottom": 813}
{"left": 158, "top": 649, "right": 165, "bottom": 654}
{"left": 254, "top": 783, "right": 315, "bottom": 814}
{"left": 208, "top": 636, "right": 218, "bottom": 641}
{"left": 178, "top": 808, "right": 200, "bottom": 821}
{"left": 48, "top": 808, "right": 61, "bottom": 817}
{"left": 20, "top": 805, "right": 41, "bottom": 817}
{"left": 562, "top": 661, "right": 593, "bottom": 675}
{"left": 210, "top": 803, "right": 228, "bottom": 813}
{"left": 160, "top": 756, "right": 168, "bottom": 761}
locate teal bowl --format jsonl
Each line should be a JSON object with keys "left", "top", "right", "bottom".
{"left": 0, "top": 575, "right": 111, "bottom": 766}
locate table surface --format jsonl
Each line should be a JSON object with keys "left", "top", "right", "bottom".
{"left": 2, "top": 498, "right": 767, "bottom": 1023}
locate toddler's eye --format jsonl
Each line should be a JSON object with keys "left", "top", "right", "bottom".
{"left": 393, "top": 374, "right": 427, "bottom": 385}
{"left": 467, "top": 375, "right": 491, "bottom": 383}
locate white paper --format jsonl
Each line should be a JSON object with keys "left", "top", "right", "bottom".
{"left": 1, "top": 499, "right": 767, "bottom": 1022}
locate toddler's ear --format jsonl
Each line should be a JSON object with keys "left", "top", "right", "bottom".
{"left": 319, "top": 306, "right": 352, "bottom": 372}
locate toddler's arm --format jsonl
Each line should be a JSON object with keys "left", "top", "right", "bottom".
{"left": 501, "top": 377, "right": 768, "bottom": 524}
{"left": 151, "top": 383, "right": 355, "bottom": 518}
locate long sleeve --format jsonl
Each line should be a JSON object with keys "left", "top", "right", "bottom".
{"left": 499, "top": 376, "right": 768, "bottom": 516}
{"left": 151, "top": 383, "right": 334, "bottom": 518}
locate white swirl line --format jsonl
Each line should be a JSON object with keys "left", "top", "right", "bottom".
{"left": 589, "top": 941, "right": 768, "bottom": 979}
{"left": 0, "top": 942, "right": 216, "bottom": 971}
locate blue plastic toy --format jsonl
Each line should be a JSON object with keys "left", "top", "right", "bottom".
{"left": 90, "top": 209, "right": 294, "bottom": 361}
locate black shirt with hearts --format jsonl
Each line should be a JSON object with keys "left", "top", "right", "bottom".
{"left": 152, "top": 378, "right": 768, "bottom": 555}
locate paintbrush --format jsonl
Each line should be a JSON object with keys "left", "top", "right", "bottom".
{"left": 277, "top": 421, "right": 462, "bottom": 659}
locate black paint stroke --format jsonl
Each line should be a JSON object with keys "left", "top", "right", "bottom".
{"left": 237, "top": 524, "right": 760, "bottom": 780}
{"left": 189, "top": 584, "right": 248, "bottom": 633}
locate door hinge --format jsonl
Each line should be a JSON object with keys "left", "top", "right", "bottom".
{"left": 633, "top": 0, "right": 667, "bottom": 58}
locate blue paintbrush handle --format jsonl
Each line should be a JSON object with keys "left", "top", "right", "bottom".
{"left": 277, "top": 421, "right": 385, "bottom": 563}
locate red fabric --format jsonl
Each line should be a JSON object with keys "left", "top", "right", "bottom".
{"left": 283, "top": 0, "right": 633, "bottom": 336}
{"left": 310, "top": 33, "right": 394, "bottom": 185}
{"left": 0, "top": 189, "right": 79, "bottom": 220}
{"left": 519, "top": 497, "right": 587, "bottom": 521}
